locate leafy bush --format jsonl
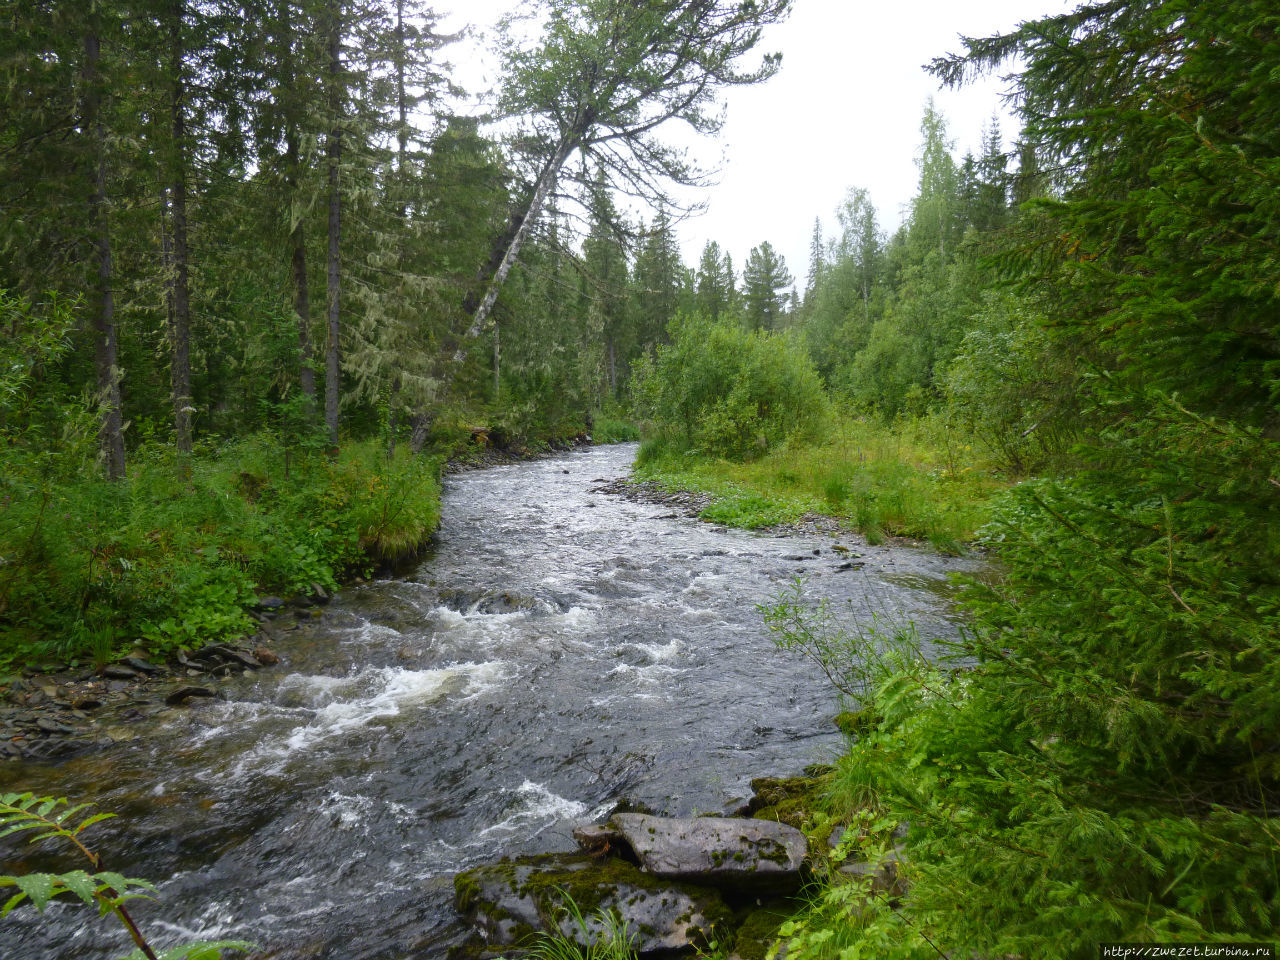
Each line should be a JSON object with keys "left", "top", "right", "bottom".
{"left": 633, "top": 313, "right": 829, "bottom": 461}
{"left": 590, "top": 415, "right": 640, "bottom": 444}
{"left": 763, "top": 400, "right": 1280, "bottom": 958}
{"left": 940, "top": 291, "right": 1079, "bottom": 475}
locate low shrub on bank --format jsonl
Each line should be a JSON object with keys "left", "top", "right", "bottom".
{"left": 632, "top": 313, "right": 829, "bottom": 461}
{"left": 0, "top": 437, "right": 441, "bottom": 671}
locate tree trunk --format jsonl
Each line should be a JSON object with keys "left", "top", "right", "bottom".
{"left": 493, "top": 323, "right": 500, "bottom": 400}
{"left": 607, "top": 335, "right": 616, "bottom": 398}
{"left": 388, "top": 0, "right": 408, "bottom": 451}
{"left": 462, "top": 133, "right": 577, "bottom": 348}
{"left": 84, "top": 29, "right": 126, "bottom": 480}
{"left": 387, "top": 374, "right": 400, "bottom": 459}
{"left": 282, "top": 7, "right": 315, "bottom": 408}
{"left": 408, "top": 411, "right": 431, "bottom": 455}
{"left": 168, "top": 0, "right": 193, "bottom": 454}
{"left": 324, "top": 2, "right": 342, "bottom": 448}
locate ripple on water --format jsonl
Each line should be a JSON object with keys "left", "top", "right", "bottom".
{"left": 182, "top": 662, "right": 513, "bottom": 779}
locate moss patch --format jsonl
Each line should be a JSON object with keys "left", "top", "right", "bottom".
{"left": 746, "top": 773, "right": 832, "bottom": 831}
{"left": 732, "top": 905, "right": 791, "bottom": 960}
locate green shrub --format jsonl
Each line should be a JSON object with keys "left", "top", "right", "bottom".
{"left": 633, "top": 313, "right": 829, "bottom": 461}
{"left": 590, "top": 415, "right": 640, "bottom": 444}
{"left": 763, "top": 399, "right": 1280, "bottom": 958}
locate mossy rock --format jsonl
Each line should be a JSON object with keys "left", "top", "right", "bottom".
{"left": 454, "top": 852, "right": 731, "bottom": 956}
{"left": 610, "top": 814, "right": 807, "bottom": 889}
{"left": 746, "top": 773, "right": 831, "bottom": 831}
{"left": 833, "top": 708, "right": 879, "bottom": 737}
{"left": 731, "top": 905, "right": 791, "bottom": 960}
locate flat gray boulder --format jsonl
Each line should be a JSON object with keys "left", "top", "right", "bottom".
{"left": 454, "top": 853, "right": 730, "bottom": 956}
{"left": 611, "top": 813, "right": 808, "bottom": 888}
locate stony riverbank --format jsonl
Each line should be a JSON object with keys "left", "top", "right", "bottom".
{"left": 451, "top": 770, "right": 906, "bottom": 960}
{"left": 0, "top": 593, "right": 330, "bottom": 762}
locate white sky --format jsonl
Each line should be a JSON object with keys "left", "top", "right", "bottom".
{"left": 437, "top": 0, "right": 1077, "bottom": 289}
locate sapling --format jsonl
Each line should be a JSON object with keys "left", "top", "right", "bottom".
{"left": 0, "top": 791, "right": 253, "bottom": 960}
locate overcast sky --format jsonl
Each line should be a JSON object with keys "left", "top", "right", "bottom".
{"left": 437, "top": 0, "right": 1077, "bottom": 290}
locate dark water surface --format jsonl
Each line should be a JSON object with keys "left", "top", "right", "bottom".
{"left": 1, "top": 444, "right": 981, "bottom": 959}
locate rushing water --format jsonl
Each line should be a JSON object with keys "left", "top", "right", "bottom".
{"left": 0, "top": 444, "right": 982, "bottom": 960}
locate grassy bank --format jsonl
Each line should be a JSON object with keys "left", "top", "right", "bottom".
{"left": 632, "top": 416, "right": 1007, "bottom": 553}
{"left": 0, "top": 436, "right": 443, "bottom": 675}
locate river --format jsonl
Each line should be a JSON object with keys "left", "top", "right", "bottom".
{"left": 0, "top": 443, "right": 982, "bottom": 959}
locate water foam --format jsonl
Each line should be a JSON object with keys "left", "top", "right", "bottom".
{"left": 476, "top": 780, "right": 588, "bottom": 839}
{"left": 203, "top": 662, "right": 511, "bottom": 776}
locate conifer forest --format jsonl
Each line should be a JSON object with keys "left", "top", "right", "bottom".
{"left": 1, "top": 1, "right": 1278, "bottom": 959}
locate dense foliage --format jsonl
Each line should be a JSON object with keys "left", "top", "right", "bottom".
{"left": 760, "top": 1, "right": 1280, "bottom": 957}
{"left": 633, "top": 313, "right": 828, "bottom": 461}
{"left": 0, "top": 0, "right": 789, "bottom": 667}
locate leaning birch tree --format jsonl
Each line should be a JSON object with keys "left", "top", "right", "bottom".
{"left": 463, "top": 0, "right": 792, "bottom": 350}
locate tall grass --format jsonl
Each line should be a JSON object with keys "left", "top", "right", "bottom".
{"left": 633, "top": 415, "right": 1005, "bottom": 551}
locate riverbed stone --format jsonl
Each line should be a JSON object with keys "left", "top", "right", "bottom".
{"left": 610, "top": 814, "right": 808, "bottom": 889}
{"left": 102, "top": 665, "right": 138, "bottom": 680}
{"left": 123, "top": 656, "right": 162, "bottom": 675}
{"left": 165, "top": 686, "right": 216, "bottom": 706}
{"left": 454, "top": 853, "right": 730, "bottom": 956}
{"left": 573, "top": 822, "right": 623, "bottom": 853}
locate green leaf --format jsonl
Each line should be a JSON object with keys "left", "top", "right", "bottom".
{"left": 117, "top": 941, "right": 256, "bottom": 960}
{"left": 58, "top": 870, "right": 99, "bottom": 906}
{"left": 15, "top": 872, "right": 56, "bottom": 911}
{"left": 75, "top": 813, "right": 116, "bottom": 834}
{"left": 2, "top": 890, "right": 26, "bottom": 917}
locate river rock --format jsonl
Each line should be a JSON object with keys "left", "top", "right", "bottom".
{"left": 610, "top": 813, "right": 808, "bottom": 889}
{"left": 455, "top": 853, "right": 730, "bottom": 956}
{"left": 215, "top": 646, "right": 262, "bottom": 669}
{"left": 124, "top": 656, "right": 162, "bottom": 675}
{"left": 572, "top": 822, "right": 623, "bottom": 855}
{"left": 253, "top": 647, "right": 280, "bottom": 665}
{"left": 102, "top": 665, "right": 138, "bottom": 680}
{"left": 165, "top": 686, "right": 216, "bottom": 706}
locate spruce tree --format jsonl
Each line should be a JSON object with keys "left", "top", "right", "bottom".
{"left": 790, "top": 4, "right": 1280, "bottom": 954}
{"left": 742, "top": 241, "right": 792, "bottom": 332}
